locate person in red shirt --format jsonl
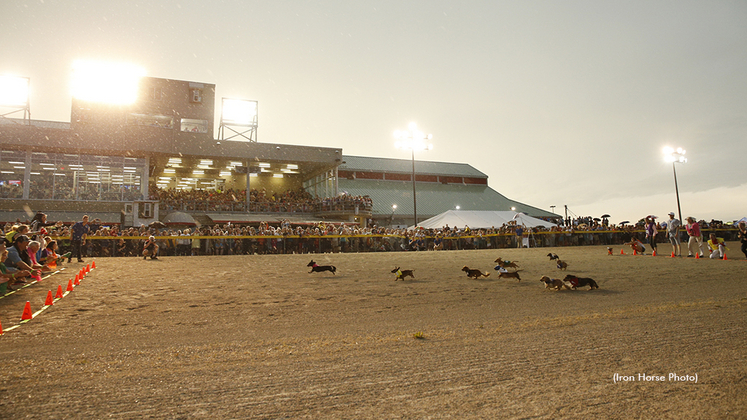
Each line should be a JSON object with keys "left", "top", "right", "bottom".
{"left": 685, "top": 217, "right": 704, "bottom": 258}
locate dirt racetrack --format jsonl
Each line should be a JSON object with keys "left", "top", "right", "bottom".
{"left": 1, "top": 244, "right": 746, "bottom": 419}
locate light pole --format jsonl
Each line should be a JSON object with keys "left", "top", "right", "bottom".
{"left": 394, "top": 122, "right": 432, "bottom": 227}
{"left": 663, "top": 146, "right": 687, "bottom": 224}
{"left": 390, "top": 204, "right": 397, "bottom": 226}
{"left": 550, "top": 205, "right": 556, "bottom": 214}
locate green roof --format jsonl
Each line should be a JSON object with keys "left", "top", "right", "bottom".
{"left": 340, "top": 155, "right": 487, "bottom": 178}
{"left": 337, "top": 178, "right": 556, "bottom": 219}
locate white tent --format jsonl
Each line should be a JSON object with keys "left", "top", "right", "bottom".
{"left": 412, "top": 210, "right": 557, "bottom": 230}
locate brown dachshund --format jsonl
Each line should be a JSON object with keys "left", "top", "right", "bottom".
{"left": 494, "top": 257, "right": 520, "bottom": 270}
{"left": 392, "top": 267, "right": 415, "bottom": 281}
{"left": 462, "top": 266, "right": 490, "bottom": 279}
{"left": 498, "top": 271, "right": 522, "bottom": 281}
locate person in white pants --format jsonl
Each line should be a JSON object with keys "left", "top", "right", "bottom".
{"left": 685, "top": 217, "right": 704, "bottom": 258}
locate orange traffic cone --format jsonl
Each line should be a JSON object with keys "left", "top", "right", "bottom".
{"left": 0, "top": 318, "right": 3, "bottom": 335}
{"left": 55, "top": 285, "right": 64, "bottom": 299}
{"left": 652, "top": 250, "right": 657, "bottom": 257}
{"left": 45, "top": 291, "right": 54, "bottom": 306}
{"left": 671, "top": 251, "right": 676, "bottom": 258}
{"left": 66, "top": 279, "right": 74, "bottom": 292}
{"left": 620, "top": 249, "right": 625, "bottom": 255}
{"left": 608, "top": 248, "right": 613, "bottom": 255}
{"left": 79, "top": 269, "right": 84, "bottom": 278}
{"left": 634, "top": 250, "right": 638, "bottom": 256}
{"left": 92, "top": 260, "right": 96, "bottom": 269}
{"left": 21, "top": 301, "right": 33, "bottom": 320}
{"left": 695, "top": 253, "right": 700, "bottom": 259}
{"left": 74, "top": 275, "right": 80, "bottom": 286}
{"left": 85, "top": 264, "right": 90, "bottom": 273}
{"left": 723, "top": 254, "right": 728, "bottom": 260}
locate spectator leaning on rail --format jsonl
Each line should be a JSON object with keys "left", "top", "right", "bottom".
{"left": 0, "top": 242, "right": 31, "bottom": 290}
{"left": 6, "top": 235, "right": 42, "bottom": 278}
{"left": 69, "top": 215, "right": 90, "bottom": 263}
{"left": 26, "top": 241, "right": 51, "bottom": 272}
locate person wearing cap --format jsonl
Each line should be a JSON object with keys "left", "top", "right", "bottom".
{"left": 0, "top": 243, "right": 31, "bottom": 290}
{"left": 685, "top": 217, "right": 705, "bottom": 258}
{"left": 5, "top": 235, "right": 42, "bottom": 276}
{"left": 666, "top": 212, "right": 682, "bottom": 257}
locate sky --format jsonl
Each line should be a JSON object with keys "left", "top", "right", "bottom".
{"left": 2, "top": 0, "right": 746, "bottom": 223}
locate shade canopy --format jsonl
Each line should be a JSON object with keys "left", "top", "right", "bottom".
{"left": 413, "top": 210, "right": 557, "bottom": 230}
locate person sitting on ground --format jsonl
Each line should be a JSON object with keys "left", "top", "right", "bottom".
{"left": 143, "top": 235, "right": 159, "bottom": 260}
{"left": 624, "top": 237, "right": 646, "bottom": 254}
{"left": 706, "top": 233, "right": 727, "bottom": 259}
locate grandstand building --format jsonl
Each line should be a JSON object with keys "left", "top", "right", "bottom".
{"left": 0, "top": 74, "right": 556, "bottom": 228}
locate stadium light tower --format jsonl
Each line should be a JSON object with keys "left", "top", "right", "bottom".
{"left": 219, "top": 98, "right": 258, "bottom": 142}
{"left": 70, "top": 60, "right": 145, "bottom": 104}
{"left": 394, "top": 122, "right": 432, "bottom": 227}
{"left": 663, "top": 146, "right": 687, "bottom": 224}
{"left": 0, "top": 75, "right": 30, "bottom": 123}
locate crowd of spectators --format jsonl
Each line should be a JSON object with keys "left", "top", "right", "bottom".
{"left": 151, "top": 186, "right": 373, "bottom": 214}
{"left": 0, "top": 212, "right": 743, "bottom": 264}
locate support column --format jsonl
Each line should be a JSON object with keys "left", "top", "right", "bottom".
{"left": 141, "top": 156, "right": 149, "bottom": 200}
{"left": 250, "top": 160, "right": 252, "bottom": 213}
{"left": 22, "top": 151, "right": 31, "bottom": 199}
{"left": 334, "top": 166, "right": 339, "bottom": 196}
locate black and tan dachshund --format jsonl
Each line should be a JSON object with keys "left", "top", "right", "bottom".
{"left": 563, "top": 274, "right": 599, "bottom": 290}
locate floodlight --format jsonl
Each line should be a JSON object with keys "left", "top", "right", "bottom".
{"left": 0, "top": 75, "right": 29, "bottom": 107}
{"left": 71, "top": 60, "right": 145, "bottom": 104}
{"left": 221, "top": 98, "right": 258, "bottom": 126}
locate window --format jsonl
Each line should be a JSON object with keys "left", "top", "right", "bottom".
{"left": 127, "top": 113, "right": 174, "bottom": 129}
{"left": 139, "top": 202, "right": 153, "bottom": 218}
{"left": 180, "top": 118, "right": 208, "bottom": 133}
{"left": 190, "top": 88, "right": 202, "bottom": 103}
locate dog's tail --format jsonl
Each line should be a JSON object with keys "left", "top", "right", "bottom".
{"left": 484, "top": 271, "right": 490, "bottom": 277}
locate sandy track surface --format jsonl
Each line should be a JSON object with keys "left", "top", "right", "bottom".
{"left": 1, "top": 244, "right": 746, "bottom": 419}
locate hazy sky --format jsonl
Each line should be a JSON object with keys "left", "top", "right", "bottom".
{"left": 2, "top": 1, "right": 746, "bottom": 222}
